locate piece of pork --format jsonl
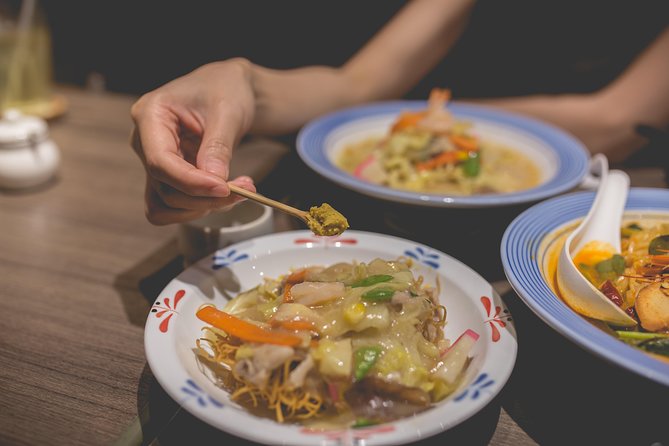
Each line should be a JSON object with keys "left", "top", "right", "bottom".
{"left": 288, "top": 356, "right": 315, "bottom": 389}
{"left": 234, "top": 344, "right": 294, "bottom": 388}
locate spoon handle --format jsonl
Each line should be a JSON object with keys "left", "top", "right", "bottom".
{"left": 573, "top": 170, "right": 630, "bottom": 253}
{"left": 228, "top": 183, "right": 309, "bottom": 222}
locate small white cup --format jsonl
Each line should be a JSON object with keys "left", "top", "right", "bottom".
{"left": 177, "top": 200, "right": 274, "bottom": 266}
{"left": 0, "top": 109, "right": 60, "bottom": 190}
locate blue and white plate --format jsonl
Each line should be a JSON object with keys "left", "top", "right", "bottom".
{"left": 501, "top": 188, "right": 669, "bottom": 386}
{"left": 145, "top": 230, "right": 517, "bottom": 445}
{"left": 297, "top": 101, "right": 590, "bottom": 208}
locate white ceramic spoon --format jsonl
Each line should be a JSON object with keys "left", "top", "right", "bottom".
{"left": 556, "top": 154, "right": 637, "bottom": 327}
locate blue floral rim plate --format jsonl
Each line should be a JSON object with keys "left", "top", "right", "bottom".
{"left": 145, "top": 230, "right": 518, "bottom": 445}
{"left": 297, "top": 101, "right": 590, "bottom": 208}
{"left": 501, "top": 187, "right": 669, "bottom": 386}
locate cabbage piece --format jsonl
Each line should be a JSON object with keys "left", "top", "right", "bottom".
{"left": 433, "top": 329, "right": 479, "bottom": 385}
{"left": 306, "top": 263, "right": 353, "bottom": 283}
{"left": 390, "top": 271, "right": 414, "bottom": 290}
{"left": 312, "top": 339, "right": 352, "bottom": 378}
{"left": 367, "top": 258, "right": 408, "bottom": 275}
{"left": 224, "top": 287, "right": 263, "bottom": 316}
{"left": 353, "top": 304, "right": 390, "bottom": 332}
{"left": 373, "top": 343, "right": 431, "bottom": 391}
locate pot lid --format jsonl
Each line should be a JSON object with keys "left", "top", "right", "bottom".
{"left": 0, "top": 109, "right": 49, "bottom": 145}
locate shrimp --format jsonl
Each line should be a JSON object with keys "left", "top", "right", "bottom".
{"left": 390, "top": 88, "right": 454, "bottom": 134}
{"left": 290, "top": 281, "right": 345, "bottom": 306}
{"left": 417, "top": 88, "right": 454, "bottom": 133}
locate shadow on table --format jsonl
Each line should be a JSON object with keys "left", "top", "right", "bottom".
{"left": 112, "top": 238, "right": 186, "bottom": 326}
{"left": 500, "top": 289, "right": 669, "bottom": 446}
{"left": 111, "top": 136, "right": 292, "bottom": 327}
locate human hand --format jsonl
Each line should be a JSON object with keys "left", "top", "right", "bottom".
{"left": 130, "top": 59, "right": 257, "bottom": 225}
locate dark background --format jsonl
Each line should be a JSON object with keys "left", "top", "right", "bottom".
{"left": 42, "top": 0, "right": 669, "bottom": 99}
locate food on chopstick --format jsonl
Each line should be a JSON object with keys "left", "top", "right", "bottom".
{"left": 194, "top": 258, "right": 478, "bottom": 427}
{"left": 546, "top": 219, "right": 669, "bottom": 362}
{"left": 226, "top": 183, "right": 348, "bottom": 237}
{"left": 336, "top": 88, "right": 541, "bottom": 195}
{"left": 305, "top": 203, "right": 349, "bottom": 236}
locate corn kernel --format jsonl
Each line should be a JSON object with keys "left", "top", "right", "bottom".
{"left": 344, "top": 302, "right": 366, "bottom": 324}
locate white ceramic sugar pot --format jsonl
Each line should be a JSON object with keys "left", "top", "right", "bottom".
{"left": 0, "top": 109, "right": 60, "bottom": 189}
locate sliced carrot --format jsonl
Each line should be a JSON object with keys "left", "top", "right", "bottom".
{"left": 449, "top": 134, "right": 479, "bottom": 152}
{"left": 391, "top": 112, "right": 425, "bottom": 133}
{"left": 415, "top": 151, "right": 459, "bottom": 171}
{"left": 283, "top": 283, "right": 294, "bottom": 303}
{"left": 649, "top": 255, "right": 669, "bottom": 265}
{"left": 196, "top": 306, "right": 302, "bottom": 347}
{"left": 286, "top": 269, "right": 307, "bottom": 284}
{"left": 283, "top": 269, "right": 307, "bottom": 302}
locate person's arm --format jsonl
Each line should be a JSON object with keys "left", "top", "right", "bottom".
{"left": 249, "top": 0, "right": 475, "bottom": 134}
{"left": 474, "top": 26, "right": 669, "bottom": 163}
{"left": 131, "top": 0, "right": 476, "bottom": 224}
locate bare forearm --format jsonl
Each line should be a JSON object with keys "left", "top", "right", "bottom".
{"left": 473, "top": 93, "right": 645, "bottom": 163}
{"left": 248, "top": 0, "right": 476, "bottom": 136}
{"left": 473, "top": 26, "right": 669, "bottom": 162}
{"left": 343, "top": 0, "right": 475, "bottom": 102}
{"left": 473, "top": 93, "right": 618, "bottom": 155}
{"left": 249, "top": 64, "right": 353, "bottom": 135}
{"left": 601, "top": 26, "right": 669, "bottom": 137}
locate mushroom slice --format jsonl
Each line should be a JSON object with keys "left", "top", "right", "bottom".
{"left": 635, "top": 282, "right": 669, "bottom": 332}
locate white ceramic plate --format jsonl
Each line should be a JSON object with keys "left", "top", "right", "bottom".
{"left": 501, "top": 188, "right": 669, "bottom": 386}
{"left": 297, "top": 101, "right": 590, "bottom": 208}
{"left": 145, "top": 230, "right": 517, "bottom": 445}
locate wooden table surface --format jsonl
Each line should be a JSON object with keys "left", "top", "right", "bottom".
{"left": 1, "top": 86, "right": 667, "bottom": 446}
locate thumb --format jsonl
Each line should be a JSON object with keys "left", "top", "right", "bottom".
{"left": 196, "top": 108, "right": 241, "bottom": 181}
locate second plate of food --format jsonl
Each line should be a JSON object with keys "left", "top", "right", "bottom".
{"left": 297, "top": 91, "right": 589, "bottom": 208}
{"left": 501, "top": 188, "right": 669, "bottom": 386}
{"left": 145, "top": 230, "right": 517, "bottom": 445}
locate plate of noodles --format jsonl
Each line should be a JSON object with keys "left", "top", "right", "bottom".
{"left": 297, "top": 89, "right": 590, "bottom": 208}
{"left": 502, "top": 188, "right": 669, "bottom": 387}
{"left": 145, "top": 230, "right": 517, "bottom": 445}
